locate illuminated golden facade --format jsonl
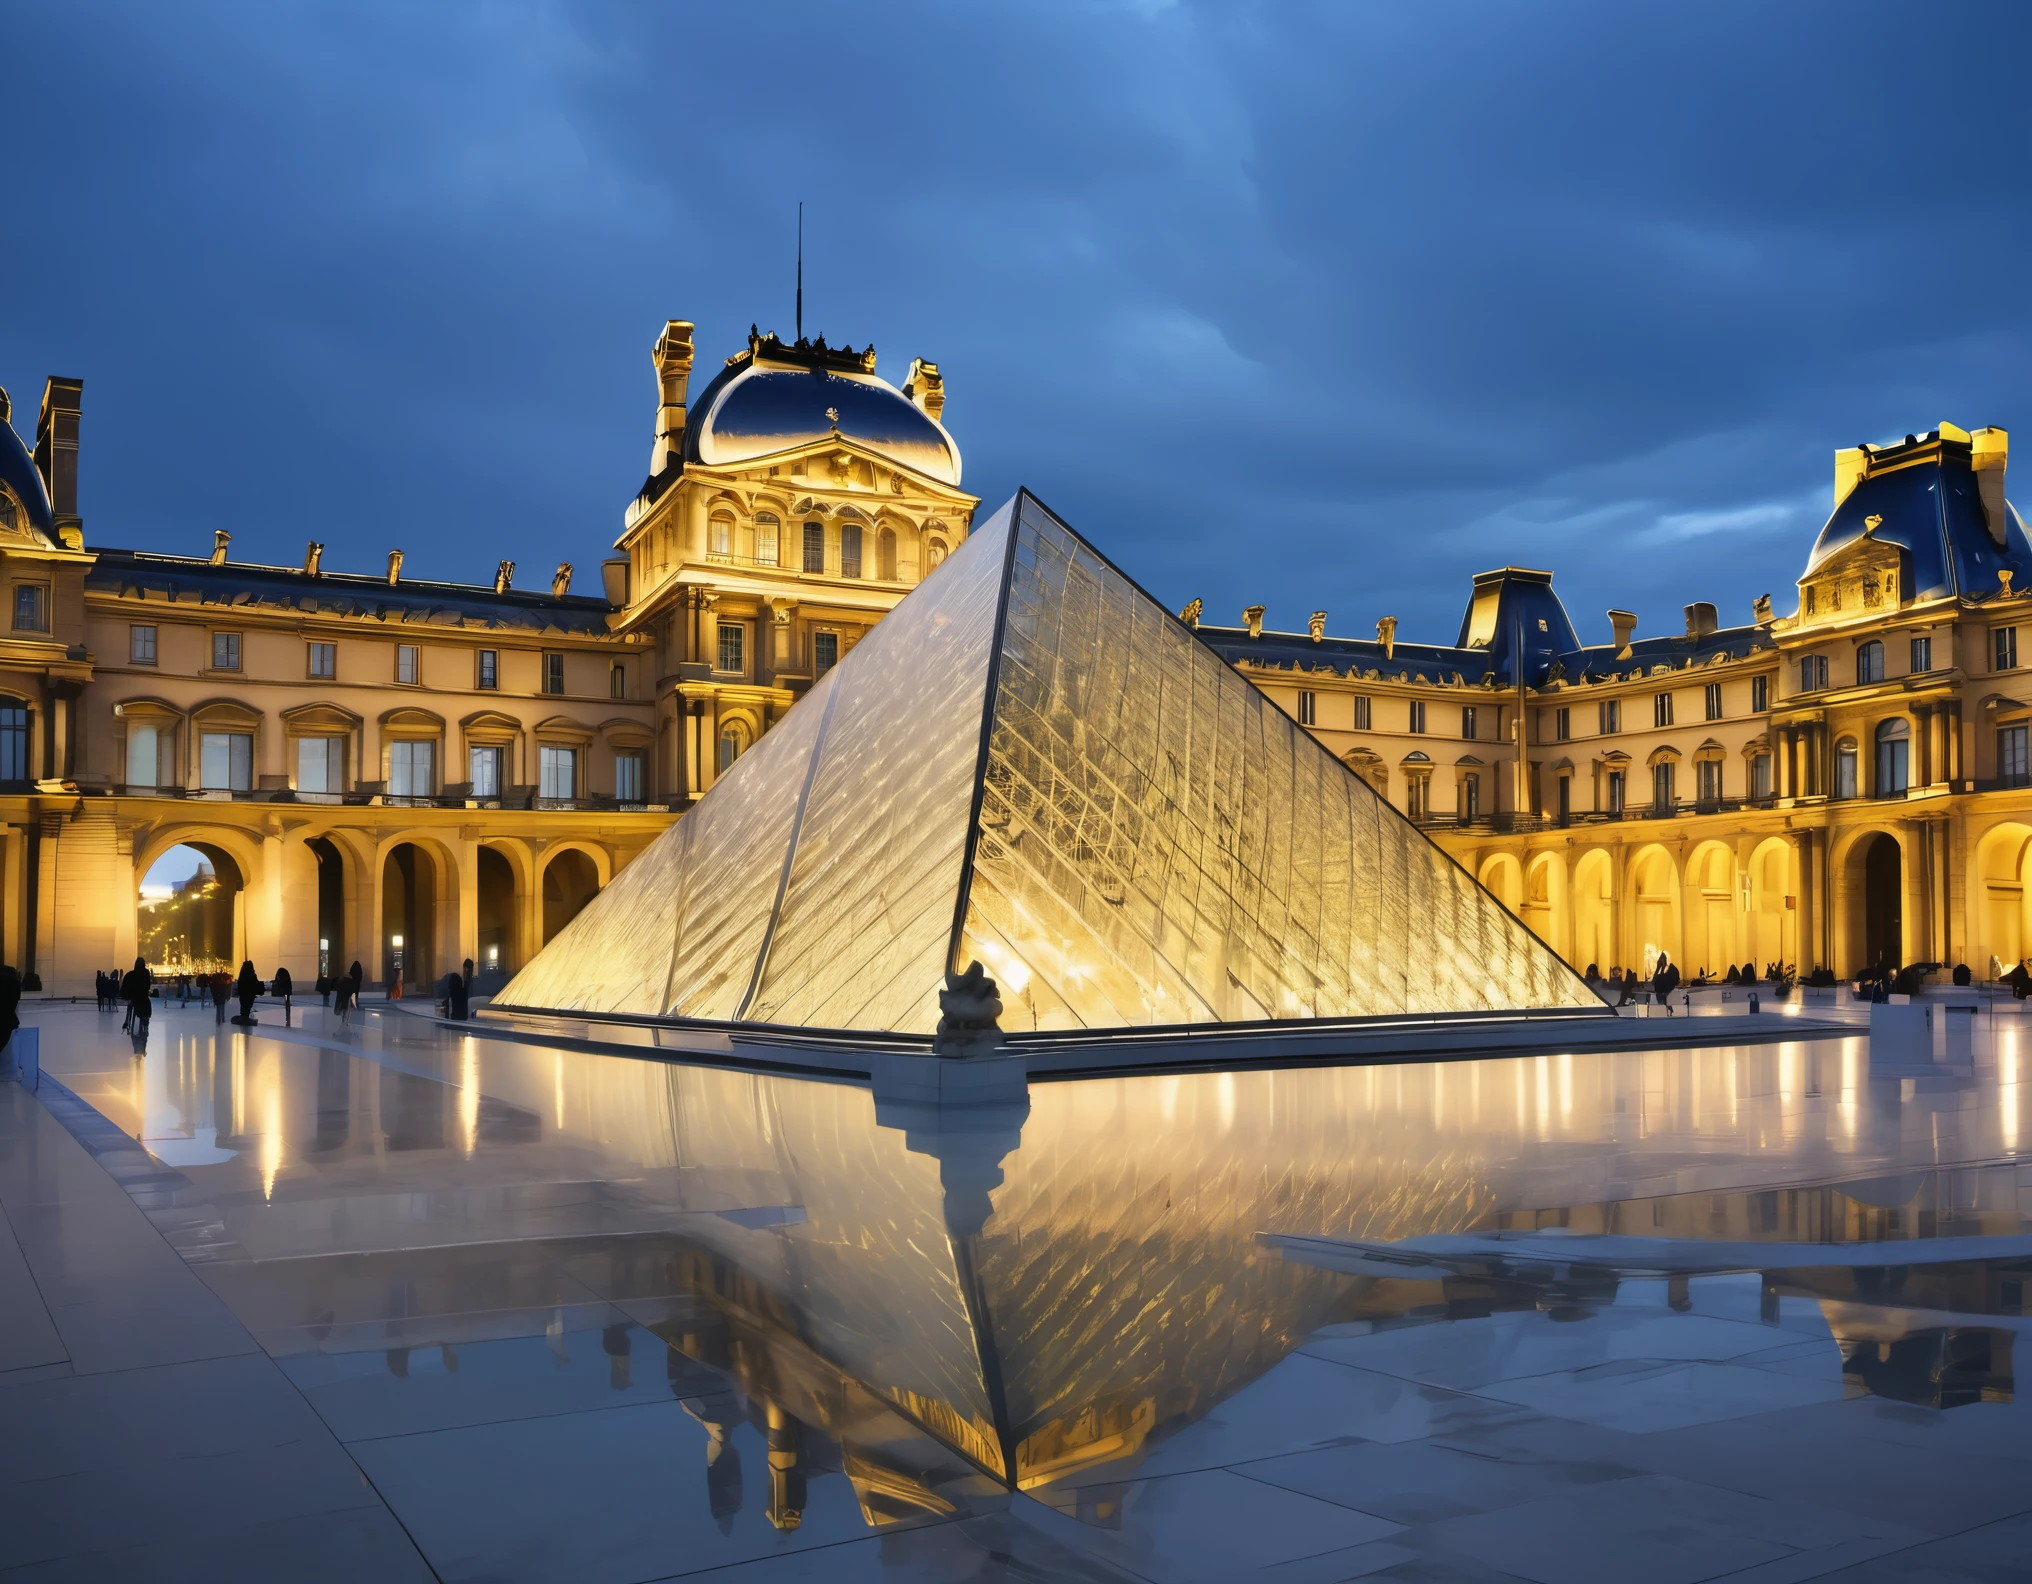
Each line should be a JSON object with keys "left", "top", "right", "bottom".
{"left": 1210, "top": 424, "right": 2032, "bottom": 982}
{"left": 0, "top": 319, "right": 973, "bottom": 995}
{"left": 503, "top": 492, "right": 1596, "bottom": 1029}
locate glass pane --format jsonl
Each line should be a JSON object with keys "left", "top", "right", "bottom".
{"left": 129, "top": 725, "right": 157, "bottom": 788}
{"left": 470, "top": 746, "right": 500, "bottom": 797}
{"left": 958, "top": 496, "right": 1598, "bottom": 1031}
{"left": 201, "top": 733, "right": 228, "bottom": 789}
{"left": 297, "top": 736, "right": 327, "bottom": 793}
{"left": 616, "top": 754, "right": 642, "bottom": 801}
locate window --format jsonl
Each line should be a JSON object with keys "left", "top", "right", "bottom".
{"left": 1752, "top": 753, "right": 1772, "bottom": 798}
{"left": 1652, "top": 761, "right": 1675, "bottom": 810}
{"left": 1998, "top": 627, "right": 2019, "bottom": 672}
{"left": 1557, "top": 776, "right": 1570, "bottom": 820}
{"left": 127, "top": 724, "right": 158, "bottom": 789}
{"left": 477, "top": 649, "right": 498, "bottom": 690}
{"left": 755, "top": 514, "right": 780, "bottom": 567}
{"left": 717, "top": 620, "right": 746, "bottom": 674}
{"left": 1800, "top": 655, "right": 1828, "bottom": 693}
{"left": 212, "top": 631, "right": 241, "bottom": 671}
{"left": 1751, "top": 674, "right": 1768, "bottom": 712}
{"left": 1408, "top": 699, "right": 1426, "bottom": 734}
{"left": 1406, "top": 776, "right": 1428, "bottom": 818}
{"left": 1653, "top": 692, "right": 1674, "bottom": 728}
{"left": 610, "top": 663, "right": 626, "bottom": 701}
{"left": 1697, "top": 759, "right": 1721, "bottom": 803}
{"left": 1461, "top": 706, "right": 1477, "bottom": 739}
{"left": 718, "top": 727, "right": 742, "bottom": 773}
{"left": 925, "top": 538, "right": 947, "bottom": 572}
{"left": 1704, "top": 683, "right": 1723, "bottom": 721}
{"left": 201, "top": 731, "right": 253, "bottom": 792}
{"left": 814, "top": 630, "right": 839, "bottom": 677}
{"left": 615, "top": 753, "right": 644, "bottom": 802}
{"left": 388, "top": 740, "right": 434, "bottom": 798}
{"left": 1608, "top": 769, "right": 1625, "bottom": 813}
{"left": 12, "top": 584, "right": 47, "bottom": 632}
{"left": 1298, "top": 691, "right": 1316, "bottom": 726}
{"left": 1910, "top": 636, "right": 1932, "bottom": 674}
{"left": 296, "top": 736, "right": 342, "bottom": 794}
{"left": 2001, "top": 725, "right": 2031, "bottom": 789}
{"left": 1353, "top": 695, "right": 1372, "bottom": 730}
{"left": 396, "top": 644, "right": 419, "bottom": 685}
{"left": 1856, "top": 640, "right": 1884, "bottom": 685}
{"left": 538, "top": 745, "right": 576, "bottom": 800}
{"left": 0, "top": 703, "right": 25, "bottom": 782}
{"left": 1555, "top": 706, "right": 1570, "bottom": 742}
{"left": 1461, "top": 775, "right": 1480, "bottom": 822}
{"left": 877, "top": 527, "right": 898, "bottom": 581}
{"left": 543, "top": 652, "right": 565, "bottom": 695}
{"left": 130, "top": 625, "right": 157, "bottom": 665}
{"left": 307, "top": 642, "right": 335, "bottom": 679}
{"left": 1599, "top": 700, "right": 1620, "bottom": 734}
{"left": 1835, "top": 739, "right": 1858, "bottom": 799}
{"left": 709, "top": 516, "right": 732, "bottom": 556}
{"left": 802, "top": 521, "right": 825, "bottom": 574}
{"left": 469, "top": 745, "right": 503, "bottom": 798}
{"left": 1875, "top": 718, "right": 1909, "bottom": 796}
{"left": 840, "top": 523, "right": 863, "bottom": 580}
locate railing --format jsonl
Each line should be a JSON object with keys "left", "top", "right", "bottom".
{"left": 703, "top": 551, "right": 906, "bottom": 584}
{"left": 1414, "top": 796, "right": 1783, "bottom": 834}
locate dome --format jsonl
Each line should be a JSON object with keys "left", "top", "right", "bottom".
{"left": 0, "top": 399, "right": 56, "bottom": 543}
{"left": 685, "top": 335, "right": 961, "bottom": 487}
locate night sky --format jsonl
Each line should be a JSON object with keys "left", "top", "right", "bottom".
{"left": 6, "top": 2, "right": 2030, "bottom": 650}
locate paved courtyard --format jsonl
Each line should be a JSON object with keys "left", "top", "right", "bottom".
{"left": 2, "top": 997, "right": 2029, "bottom": 1582}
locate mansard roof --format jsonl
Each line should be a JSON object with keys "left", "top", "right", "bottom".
{"left": 85, "top": 549, "right": 619, "bottom": 636}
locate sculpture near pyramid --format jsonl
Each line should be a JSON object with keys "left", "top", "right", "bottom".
{"left": 497, "top": 491, "right": 1600, "bottom": 1031}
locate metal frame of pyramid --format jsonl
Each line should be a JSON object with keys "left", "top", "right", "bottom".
{"left": 495, "top": 490, "right": 1607, "bottom": 1042}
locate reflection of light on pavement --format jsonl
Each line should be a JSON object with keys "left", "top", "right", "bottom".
{"left": 1557, "top": 1052, "right": 1572, "bottom": 1125}
{"left": 2004, "top": 1031, "right": 2021, "bottom": 1152}
{"left": 260, "top": 1051, "right": 282, "bottom": 1202}
{"left": 553, "top": 1050, "right": 567, "bottom": 1133}
{"left": 1535, "top": 1056, "right": 1550, "bottom": 1140}
{"left": 232, "top": 1043, "right": 246, "bottom": 1138}
{"left": 460, "top": 1039, "right": 480, "bottom": 1158}
{"left": 1840, "top": 1042, "right": 1859, "bottom": 1141}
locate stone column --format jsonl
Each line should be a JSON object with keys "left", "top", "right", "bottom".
{"left": 1922, "top": 703, "right": 1943, "bottom": 788}
{"left": 1792, "top": 828, "right": 1819, "bottom": 974}
{"left": 248, "top": 828, "right": 284, "bottom": 977}
{"left": 1948, "top": 698, "right": 1964, "bottom": 783}
{"left": 457, "top": 827, "right": 481, "bottom": 974}
{"left": 33, "top": 814, "right": 59, "bottom": 988}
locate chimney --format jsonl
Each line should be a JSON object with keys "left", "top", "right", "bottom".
{"left": 1683, "top": 602, "right": 1717, "bottom": 638}
{"left": 903, "top": 358, "right": 946, "bottom": 421}
{"left": 1973, "top": 427, "right": 2010, "bottom": 547}
{"left": 1834, "top": 444, "right": 1870, "bottom": 509}
{"left": 387, "top": 550, "right": 404, "bottom": 585}
{"left": 495, "top": 560, "right": 515, "bottom": 593}
{"left": 551, "top": 562, "right": 572, "bottom": 597}
{"left": 651, "top": 320, "right": 695, "bottom": 476}
{"left": 1376, "top": 616, "right": 1397, "bottom": 660}
{"left": 34, "top": 377, "right": 82, "bottom": 541}
{"left": 601, "top": 558, "right": 630, "bottom": 608}
{"left": 1608, "top": 609, "right": 1637, "bottom": 659}
{"left": 1243, "top": 604, "right": 1265, "bottom": 639}
{"left": 303, "top": 541, "right": 323, "bottom": 576}
{"left": 211, "top": 530, "right": 231, "bottom": 566}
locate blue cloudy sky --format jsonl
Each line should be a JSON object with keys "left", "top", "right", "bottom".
{"left": 5, "top": 2, "right": 2030, "bottom": 649}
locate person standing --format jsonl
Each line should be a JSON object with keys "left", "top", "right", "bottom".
{"left": 273, "top": 965, "right": 294, "bottom": 1026}
{"left": 335, "top": 965, "right": 359, "bottom": 1029}
{"left": 0, "top": 965, "right": 21, "bottom": 1069}
{"left": 1652, "top": 951, "right": 1681, "bottom": 1015}
{"left": 121, "top": 958, "right": 153, "bottom": 1038}
{"left": 233, "top": 961, "right": 261, "bottom": 1026}
{"left": 211, "top": 967, "right": 230, "bottom": 1024}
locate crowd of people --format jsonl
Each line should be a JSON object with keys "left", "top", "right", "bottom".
{"left": 91, "top": 956, "right": 480, "bottom": 1044}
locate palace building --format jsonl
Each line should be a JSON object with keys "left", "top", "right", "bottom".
{"left": 1209, "top": 423, "right": 2032, "bottom": 983}
{"left": 4, "top": 309, "right": 2024, "bottom": 998}
{"left": 0, "top": 320, "right": 974, "bottom": 996}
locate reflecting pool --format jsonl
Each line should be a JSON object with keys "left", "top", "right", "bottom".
{"left": 29, "top": 1001, "right": 2032, "bottom": 1582}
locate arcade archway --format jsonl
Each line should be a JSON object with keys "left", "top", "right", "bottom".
{"left": 137, "top": 843, "right": 244, "bottom": 972}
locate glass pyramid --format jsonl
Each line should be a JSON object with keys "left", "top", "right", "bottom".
{"left": 499, "top": 492, "right": 1600, "bottom": 1031}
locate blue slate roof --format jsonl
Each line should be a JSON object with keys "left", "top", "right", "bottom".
{"left": 0, "top": 414, "right": 58, "bottom": 543}
{"left": 85, "top": 550, "right": 618, "bottom": 635}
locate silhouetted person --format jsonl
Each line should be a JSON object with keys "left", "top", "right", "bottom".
{"left": 334, "top": 968, "right": 358, "bottom": 1029}
{"left": 273, "top": 966, "right": 294, "bottom": 1026}
{"left": 233, "top": 960, "right": 261, "bottom": 1025}
{"left": 1652, "top": 952, "right": 1680, "bottom": 1013}
{"left": 316, "top": 972, "right": 331, "bottom": 1006}
{"left": 121, "top": 958, "right": 152, "bottom": 1037}
{"left": 0, "top": 965, "right": 21, "bottom": 1064}
{"left": 210, "top": 969, "right": 229, "bottom": 1024}
{"left": 445, "top": 970, "right": 468, "bottom": 1022}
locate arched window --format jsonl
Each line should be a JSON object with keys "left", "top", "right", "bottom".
{"left": 1875, "top": 717, "right": 1910, "bottom": 797}
{"left": 709, "top": 514, "right": 733, "bottom": 557}
{"left": 877, "top": 527, "right": 897, "bottom": 582}
{"left": 717, "top": 721, "right": 748, "bottom": 774}
{"left": 1834, "top": 737, "right": 1858, "bottom": 799}
{"left": 1856, "top": 639, "right": 1885, "bottom": 685}
{"left": 0, "top": 698, "right": 26, "bottom": 782}
{"left": 924, "top": 537, "right": 947, "bottom": 573}
{"left": 754, "top": 513, "right": 780, "bottom": 567}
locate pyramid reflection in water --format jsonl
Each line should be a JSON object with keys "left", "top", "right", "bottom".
{"left": 500, "top": 491, "right": 1598, "bottom": 1031}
